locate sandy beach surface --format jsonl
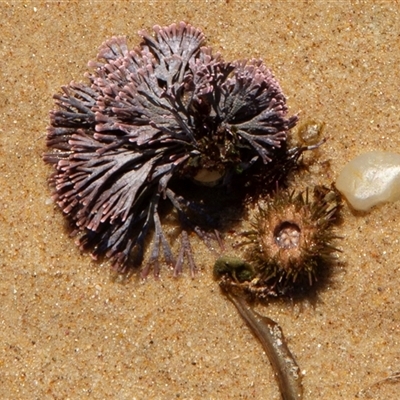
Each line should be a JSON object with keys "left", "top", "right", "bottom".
{"left": 1, "top": 1, "right": 399, "bottom": 399}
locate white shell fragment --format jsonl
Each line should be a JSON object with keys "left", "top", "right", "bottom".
{"left": 193, "top": 168, "right": 224, "bottom": 186}
{"left": 336, "top": 151, "right": 400, "bottom": 211}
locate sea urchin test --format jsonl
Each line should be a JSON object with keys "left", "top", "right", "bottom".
{"left": 336, "top": 151, "right": 400, "bottom": 211}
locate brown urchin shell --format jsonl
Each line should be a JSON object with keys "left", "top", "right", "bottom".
{"left": 241, "top": 185, "right": 341, "bottom": 297}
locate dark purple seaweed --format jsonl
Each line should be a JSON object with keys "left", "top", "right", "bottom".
{"left": 44, "top": 22, "right": 300, "bottom": 275}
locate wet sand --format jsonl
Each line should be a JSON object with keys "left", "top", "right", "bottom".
{"left": 0, "top": 1, "right": 399, "bottom": 399}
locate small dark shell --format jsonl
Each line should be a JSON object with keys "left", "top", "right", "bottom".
{"left": 44, "top": 22, "right": 301, "bottom": 275}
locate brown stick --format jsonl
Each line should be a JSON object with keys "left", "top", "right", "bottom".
{"left": 226, "top": 290, "right": 303, "bottom": 400}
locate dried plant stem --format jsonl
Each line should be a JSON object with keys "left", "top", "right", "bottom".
{"left": 224, "top": 289, "right": 303, "bottom": 400}
{"left": 356, "top": 371, "right": 400, "bottom": 398}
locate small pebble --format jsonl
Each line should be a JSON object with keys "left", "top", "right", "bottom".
{"left": 336, "top": 151, "right": 400, "bottom": 211}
